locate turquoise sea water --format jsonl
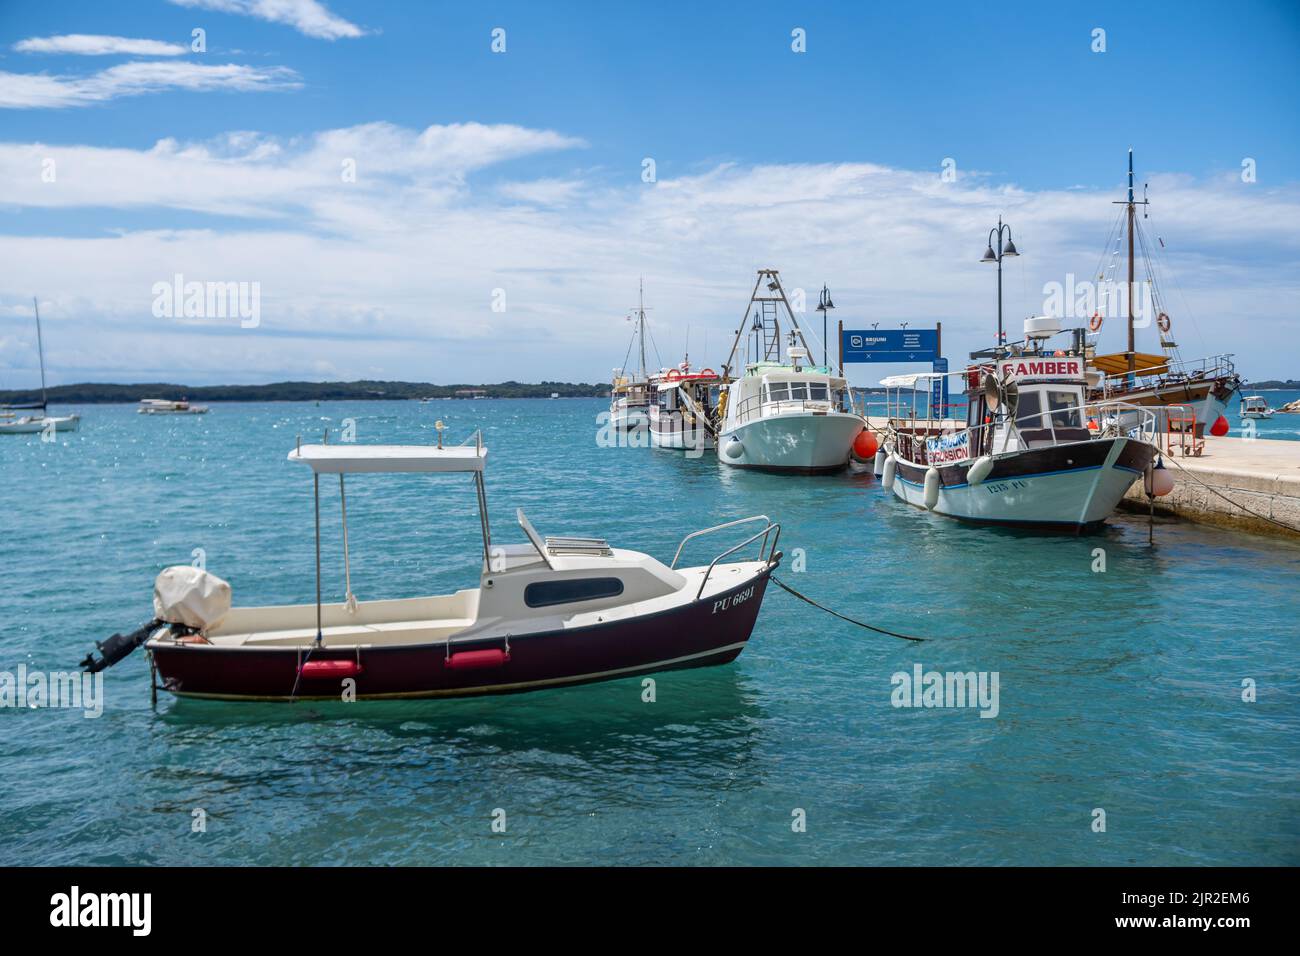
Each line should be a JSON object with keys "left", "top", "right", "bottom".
{"left": 2, "top": 397, "right": 1298, "bottom": 866}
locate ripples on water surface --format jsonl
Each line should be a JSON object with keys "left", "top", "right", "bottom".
{"left": 2, "top": 398, "right": 1298, "bottom": 865}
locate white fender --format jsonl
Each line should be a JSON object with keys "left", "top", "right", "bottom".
{"left": 923, "top": 467, "right": 940, "bottom": 510}
{"left": 967, "top": 455, "right": 994, "bottom": 486}
{"left": 873, "top": 449, "right": 886, "bottom": 477}
{"left": 882, "top": 454, "right": 896, "bottom": 490}
{"left": 722, "top": 436, "right": 744, "bottom": 461}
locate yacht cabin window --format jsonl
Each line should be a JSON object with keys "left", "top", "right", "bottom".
{"left": 808, "top": 382, "right": 829, "bottom": 401}
{"left": 525, "top": 577, "right": 625, "bottom": 608}
{"left": 766, "top": 382, "right": 790, "bottom": 403}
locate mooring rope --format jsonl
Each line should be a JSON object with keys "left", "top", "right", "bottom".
{"left": 1163, "top": 454, "right": 1300, "bottom": 534}
{"left": 771, "top": 575, "right": 926, "bottom": 643}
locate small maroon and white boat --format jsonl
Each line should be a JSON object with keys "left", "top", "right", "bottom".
{"left": 84, "top": 433, "right": 781, "bottom": 701}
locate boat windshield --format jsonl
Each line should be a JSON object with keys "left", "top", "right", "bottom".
{"left": 766, "top": 380, "right": 832, "bottom": 404}
{"left": 1014, "top": 390, "right": 1042, "bottom": 428}
{"left": 1046, "top": 390, "right": 1083, "bottom": 429}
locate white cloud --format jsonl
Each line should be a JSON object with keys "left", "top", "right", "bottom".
{"left": 0, "top": 122, "right": 1296, "bottom": 385}
{"left": 0, "top": 122, "right": 585, "bottom": 218}
{"left": 13, "top": 34, "right": 190, "bottom": 56}
{"left": 0, "top": 61, "right": 301, "bottom": 109}
{"left": 167, "top": 0, "right": 366, "bottom": 40}
{"left": 499, "top": 178, "right": 585, "bottom": 206}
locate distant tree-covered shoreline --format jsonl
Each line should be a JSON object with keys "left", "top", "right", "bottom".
{"left": 1245, "top": 380, "right": 1300, "bottom": 390}
{"left": 0, "top": 380, "right": 609, "bottom": 405}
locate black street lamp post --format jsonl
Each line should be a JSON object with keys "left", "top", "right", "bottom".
{"left": 980, "top": 217, "right": 1019, "bottom": 349}
{"left": 815, "top": 284, "right": 835, "bottom": 368}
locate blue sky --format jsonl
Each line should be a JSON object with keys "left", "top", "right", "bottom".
{"left": 1, "top": 0, "right": 1297, "bottom": 387}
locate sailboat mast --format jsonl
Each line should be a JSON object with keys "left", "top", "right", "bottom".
{"left": 638, "top": 277, "right": 647, "bottom": 380}
{"left": 1126, "top": 149, "right": 1136, "bottom": 375}
{"left": 33, "top": 296, "right": 48, "bottom": 408}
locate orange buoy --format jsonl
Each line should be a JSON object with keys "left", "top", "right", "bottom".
{"left": 1210, "top": 415, "right": 1229, "bottom": 437}
{"left": 1087, "top": 418, "right": 1099, "bottom": 431}
{"left": 853, "top": 429, "right": 879, "bottom": 461}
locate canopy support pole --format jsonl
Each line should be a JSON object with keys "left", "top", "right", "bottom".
{"left": 313, "top": 472, "right": 323, "bottom": 647}
{"left": 474, "top": 471, "right": 492, "bottom": 567}
{"left": 340, "top": 474, "right": 356, "bottom": 613}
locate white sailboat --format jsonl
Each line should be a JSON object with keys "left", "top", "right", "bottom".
{"left": 0, "top": 298, "right": 80, "bottom": 436}
{"left": 715, "top": 270, "right": 864, "bottom": 473}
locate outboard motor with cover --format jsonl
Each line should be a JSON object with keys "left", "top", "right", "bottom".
{"left": 152, "top": 565, "right": 232, "bottom": 631}
{"left": 81, "top": 567, "right": 231, "bottom": 672}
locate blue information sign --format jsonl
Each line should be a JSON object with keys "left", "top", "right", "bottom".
{"left": 930, "top": 357, "right": 949, "bottom": 417}
{"left": 841, "top": 329, "right": 939, "bottom": 363}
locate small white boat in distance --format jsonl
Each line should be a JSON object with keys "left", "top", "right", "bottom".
{"left": 138, "top": 398, "right": 209, "bottom": 415}
{"left": 0, "top": 298, "right": 80, "bottom": 436}
{"left": 0, "top": 409, "right": 79, "bottom": 434}
{"left": 1239, "top": 395, "right": 1274, "bottom": 420}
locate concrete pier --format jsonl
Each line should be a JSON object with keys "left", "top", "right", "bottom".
{"left": 1121, "top": 434, "right": 1300, "bottom": 537}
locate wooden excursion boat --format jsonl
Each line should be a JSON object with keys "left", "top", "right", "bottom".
{"left": 83, "top": 433, "right": 782, "bottom": 701}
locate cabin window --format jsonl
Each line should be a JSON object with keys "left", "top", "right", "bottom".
{"left": 1014, "top": 390, "right": 1042, "bottom": 428}
{"left": 809, "top": 382, "right": 830, "bottom": 401}
{"left": 767, "top": 382, "right": 790, "bottom": 403}
{"left": 1046, "top": 390, "right": 1083, "bottom": 429}
{"left": 788, "top": 382, "right": 809, "bottom": 401}
{"left": 524, "top": 577, "right": 625, "bottom": 608}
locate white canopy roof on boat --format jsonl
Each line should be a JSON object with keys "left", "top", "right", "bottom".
{"left": 288, "top": 444, "right": 487, "bottom": 473}
{"left": 878, "top": 372, "right": 947, "bottom": 388}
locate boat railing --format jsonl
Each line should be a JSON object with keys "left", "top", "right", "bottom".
{"left": 1100, "top": 352, "right": 1237, "bottom": 395}
{"left": 671, "top": 516, "right": 782, "bottom": 601}
{"left": 729, "top": 393, "right": 851, "bottom": 427}
{"left": 890, "top": 399, "right": 1159, "bottom": 465}
{"left": 676, "top": 515, "right": 774, "bottom": 567}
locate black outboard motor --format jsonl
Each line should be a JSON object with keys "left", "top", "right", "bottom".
{"left": 81, "top": 620, "right": 160, "bottom": 673}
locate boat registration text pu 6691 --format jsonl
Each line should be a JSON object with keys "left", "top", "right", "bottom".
{"left": 713, "top": 584, "right": 756, "bottom": 614}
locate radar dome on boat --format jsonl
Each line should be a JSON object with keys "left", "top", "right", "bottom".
{"left": 1023, "top": 316, "right": 1062, "bottom": 340}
